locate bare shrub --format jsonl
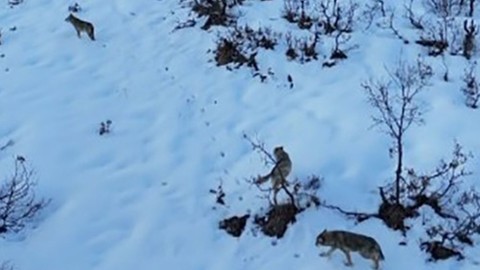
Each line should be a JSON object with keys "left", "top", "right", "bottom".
{"left": 362, "top": 0, "right": 388, "bottom": 29}
{"left": 413, "top": 0, "right": 476, "bottom": 57}
{"left": 213, "top": 25, "right": 279, "bottom": 73}
{"left": 317, "top": 0, "right": 359, "bottom": 63}
{"left": 282, "top": 0, "right": 316, "bottom": 29}
{"left": 424, "top": 0, "right": 478, "bottom": 17}
{"left": 318, "top": 0, "right": 358, "bottom": 35}
{"left": 420, "top": 187, "right": 480, "bottom": 261}
{"left": 423, "top": 0, "right": 465, "bottom": 17}
{"left": 461, "top": 61, "right": 480, "bottom": 109}
{"left": 191, "top": 0, "right": 238, "bottom": 30}
{"left": 462, "top": 19, "right": 478, "bottom": 60}
{"left": 415, "top": 18, "right": 453, "bottom": 56}
{"left": 284, "top": 32, "right": 321, "bottom": 63}
{"left": 0, "top": 157, "right": 49, "bottom": 234}
{"left": 377, "top": 12, "right": 410, "bottom": 44}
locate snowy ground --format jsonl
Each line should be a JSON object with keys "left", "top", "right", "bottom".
{"left": 1, "top": 0, "right": 480, "bottom": 269}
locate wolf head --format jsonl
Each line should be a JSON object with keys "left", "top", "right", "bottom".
{"left": 315, "top": 229, "right": 328, "bottom": 246}
{"left": 65, "top": 13, "right": 74, "bottom": 22}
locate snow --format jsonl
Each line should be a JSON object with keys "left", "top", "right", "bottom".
{"left": 0, "top": 0, "right": 480, "bottom": 269}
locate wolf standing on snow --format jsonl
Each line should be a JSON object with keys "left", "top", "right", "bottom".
{"left": 315, "top": 229, "right": 385, "bottom": 269}
{"left": 255, "top": 146, "right": 292, "bottom": 204}
{"left": 65, "top": 13, "right": 95, "bottom": 41}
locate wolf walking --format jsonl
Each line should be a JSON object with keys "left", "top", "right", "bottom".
{"left": 316, "top": 229, "right": 385, "bottom": 269}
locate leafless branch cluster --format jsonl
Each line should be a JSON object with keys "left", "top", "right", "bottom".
{"left": 415, "top": 17, "right": 455, "bottom": 56}
{"left": 419, "top": 166, "right": 480, "bottom": 261}
{"left": 361, "top": 0, "right": 410, "bottom": 43}
{"left": 213, "top": 25, "right": 280, "bottom": 75}
{"left": 317, "top": 0, "right": 358, "bottom": 35}
{"left": 423, "top": 0, "right": 477, "bottom": 17}
{"left": 462, "top": 19, "right": 478, "bottom": 59}
{"left": 283, "top": 0, "right": 315, "bottom": 29}
{"left": 412, "top": 0, "right": 477, "bottom": 58}
{"left": 362, "top": 0, "right": 387, "bottom": 29}
{"left": 214, "top": 25, "right": 281, "bottom": 75}
{"left": 191, "top": 0, "right": 239, "bottom": 30}
{"left": 404, "top": 0, "right": 425, "bottom": 30}
{"left": 315, "top": 0, "right": 358, "bottom": 62}
{"left": 0, "top": 157, "right": 49, "bottom": 235}
{"left": 285, "top": 32, "right": 321, "bottom": 63}
{"left": 461, "top": 61, "right": 480, "bottom": 109}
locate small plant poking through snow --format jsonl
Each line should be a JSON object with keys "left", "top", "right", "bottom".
{"left": 209, "top": 181, "right": 226, "bottom": 205}
{"left": 68, "top": 2, "right": 82, "bottom": 13}
{"left": 98, "top": 120, "right": 112, "bottom": 136}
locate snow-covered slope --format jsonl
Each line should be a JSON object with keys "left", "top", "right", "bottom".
{"left": 1, "top": 0, "right": 479, "bottom": 269}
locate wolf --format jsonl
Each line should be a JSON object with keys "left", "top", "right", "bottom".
{"left": 315, "top": 229, "right": 385, "bottom": 269}
{"left": 65, "top": 13, "right": 95, "bottom": 41}
{"left": 256, "top": 146, "right": 292, "bottom": 204}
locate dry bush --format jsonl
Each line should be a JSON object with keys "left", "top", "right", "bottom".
{"left": 285, "top": 32, "right": 320, "bottom": 63}
{"left": 323, "top": 57, "right": 480, "bottom": 261}
{"left": 461, "top": 61, "right": 480, "bottom": 109}
{"left": 282, "top": 0, "right": 316, "bottom": 29}
{"left": 213, "top": 25, "right": 279, "bottom": 77}
{"left": 191, "top": 0, "right": 238, "bottom": 30}
{"left": 462, "top": 19, "right": 478, "bottom": 60}
{"left": 0, "top": 157, "right": 49, "bottom": 235}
